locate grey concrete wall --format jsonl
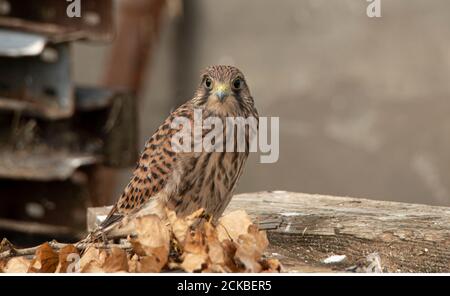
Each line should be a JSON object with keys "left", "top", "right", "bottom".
{"left": 74, "top": 0, "right": 450, "bottom": 206}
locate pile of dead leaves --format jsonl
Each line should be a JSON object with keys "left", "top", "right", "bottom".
{"left": 0, "top": 209, "right": 281, "bottom": 273}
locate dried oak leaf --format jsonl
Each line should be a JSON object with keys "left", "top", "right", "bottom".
{"left": 166, "top": 208, "right": 205, "bottom": 244}
{"left": 135, "top": 255, "right": 166, "bottom": 273}
{"left": 56, "top": 244, "right": 79, "bottom": 273}
{"left": 183, "top": 228, "right": 206, "bottom": 254}
{"left": 260, "top": 258, "right": 282, "bottom": 273}
{"left": 129, "top": 215, "right": 170, "bottom": 262}
{"left": 236, "top": 241, "right": 261, "bottom": 271}
{"left": 28, "top": 242, "right": 59, "bottom": 273}
{"left": 202, "top": 263, "right": 227, "bottom": 273}
{"left": 221, "top": 239, "right": 239, "bottom": 272}
{"left": 247, "top": 225, "right": 269, "bottom": 254}
{"left": 128, "top": 251, "right": 166, "bottom": 273}
{"left": 180, "top": 228, "right": 208, "bottom": 272}
{"left": 234, "top": 225, "right": 269, "bottom": 273}
{"left": 204, "top": 222, "right": 225, "bottom": 266}
{"left": 180, "top": 253, "right": 209, "bottom": 273}
{"left": 3, "top": 257, "right": 31, "bottom": 273}
{"left": 127, "top": 215, "right": 171, "bottom": 272}
{"left": 127, "top": 254, "right": 139, "bottom": 272}
{"left": 82, "top": 261, "right": 105, "bottom": 273}
{"left": 217, "top": 210, "right": 253, "bottom": 242}
{"left": 102, "top": 247, "right": 128, "bottom": 273}
{"left": 79, "top": 246, "right": 107, "bottom": 273}
{"left": 0, "top": 259, "right": 6, "bottom": 272}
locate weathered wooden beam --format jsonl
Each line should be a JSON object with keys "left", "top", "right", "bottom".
{"left": 87, "top": 191, "right": 450, "bottom": 273}
{"left": 227, "top": 191, "right": 450, "bottom": 273}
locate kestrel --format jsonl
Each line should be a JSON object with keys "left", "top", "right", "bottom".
{"left": 83, "top": 65, "right": 258, "bottom": 242}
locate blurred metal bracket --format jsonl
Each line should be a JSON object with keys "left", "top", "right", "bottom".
{"left": 0, "top": 29, "right": 46, "bottom": 57}
{"left": 0, "top": 0, "right": 114, "bottom": 42}
{"left": 0, "top": 42, "right": 73, "bottom": 119}
{"left": 0, "top": 86, "right": 137, "bottom": 181}
{"left": 0, "top": 149, "right": 98, "bottom": 181}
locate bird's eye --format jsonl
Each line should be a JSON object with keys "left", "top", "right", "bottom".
{"left": 232, "top": 78, "right": 242, "bottom": 90}
{"left": 204, "top": 77, "right": 213, "bottom": 90}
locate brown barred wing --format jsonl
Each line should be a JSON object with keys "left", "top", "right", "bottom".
{"left": 99, "top": 103, "right": 193, "bottom": 229}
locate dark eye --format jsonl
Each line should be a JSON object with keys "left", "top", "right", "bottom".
{"left": 232, "top": 77, "right": 242, "bottom": 90}
{"left": 204, "top": 77, "right": 213, "bottom": 90}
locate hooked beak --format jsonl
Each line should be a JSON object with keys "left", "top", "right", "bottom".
{"left": 214, "top": 83, "right": 231, "bottom": 102}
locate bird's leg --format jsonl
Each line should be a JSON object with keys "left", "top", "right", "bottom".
{"left": 98, "top": 228, "right": 109, "bottom": 249}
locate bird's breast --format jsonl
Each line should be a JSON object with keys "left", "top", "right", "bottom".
{"left": 167, "top": 151, "right": 248, "bottom": 219}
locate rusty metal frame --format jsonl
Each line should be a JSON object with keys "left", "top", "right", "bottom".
{"left": 0, "top": 86, "right": 137, "bottom": 181}
{"left": 0, "top": 28, "right": 47, "bottom": 57}
{"left": 0, "top": 42, "right": 73, "bottom": 119}
{"left": 0, "top": 0, "right": 114, "bottom": 42}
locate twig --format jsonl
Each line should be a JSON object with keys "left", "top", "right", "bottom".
{"left": 0, "top": 240, "right": 132, "bottom": 260}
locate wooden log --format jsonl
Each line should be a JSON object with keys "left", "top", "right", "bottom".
{"left": 87, "top": 191, "right": 450, "bottom": 273}
{"left": 227, "top": 191, "right": 450, "bottom": 273}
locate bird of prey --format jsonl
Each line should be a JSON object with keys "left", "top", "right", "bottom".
{"left": 83, "top": 65, "right": 258, "bottom": 242}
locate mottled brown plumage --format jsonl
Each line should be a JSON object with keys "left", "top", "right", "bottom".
{"left": 83, "top": 65, "right": 258, "bottom": 241}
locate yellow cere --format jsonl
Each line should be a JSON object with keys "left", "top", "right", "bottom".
{"left": 215, "top": 83, "right": 230, "bottom": 94}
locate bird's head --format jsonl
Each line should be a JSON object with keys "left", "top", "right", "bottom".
{"left": 193, "top": 65, "right": 254, "bottom": 116}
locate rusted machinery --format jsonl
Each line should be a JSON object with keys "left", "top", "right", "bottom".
{"left": 0, "top": 0, "right": 138, "bottom": 245}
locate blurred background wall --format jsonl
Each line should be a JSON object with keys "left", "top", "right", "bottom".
{"left": 73, "top": 0, "right": 450, "bottom": 207}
